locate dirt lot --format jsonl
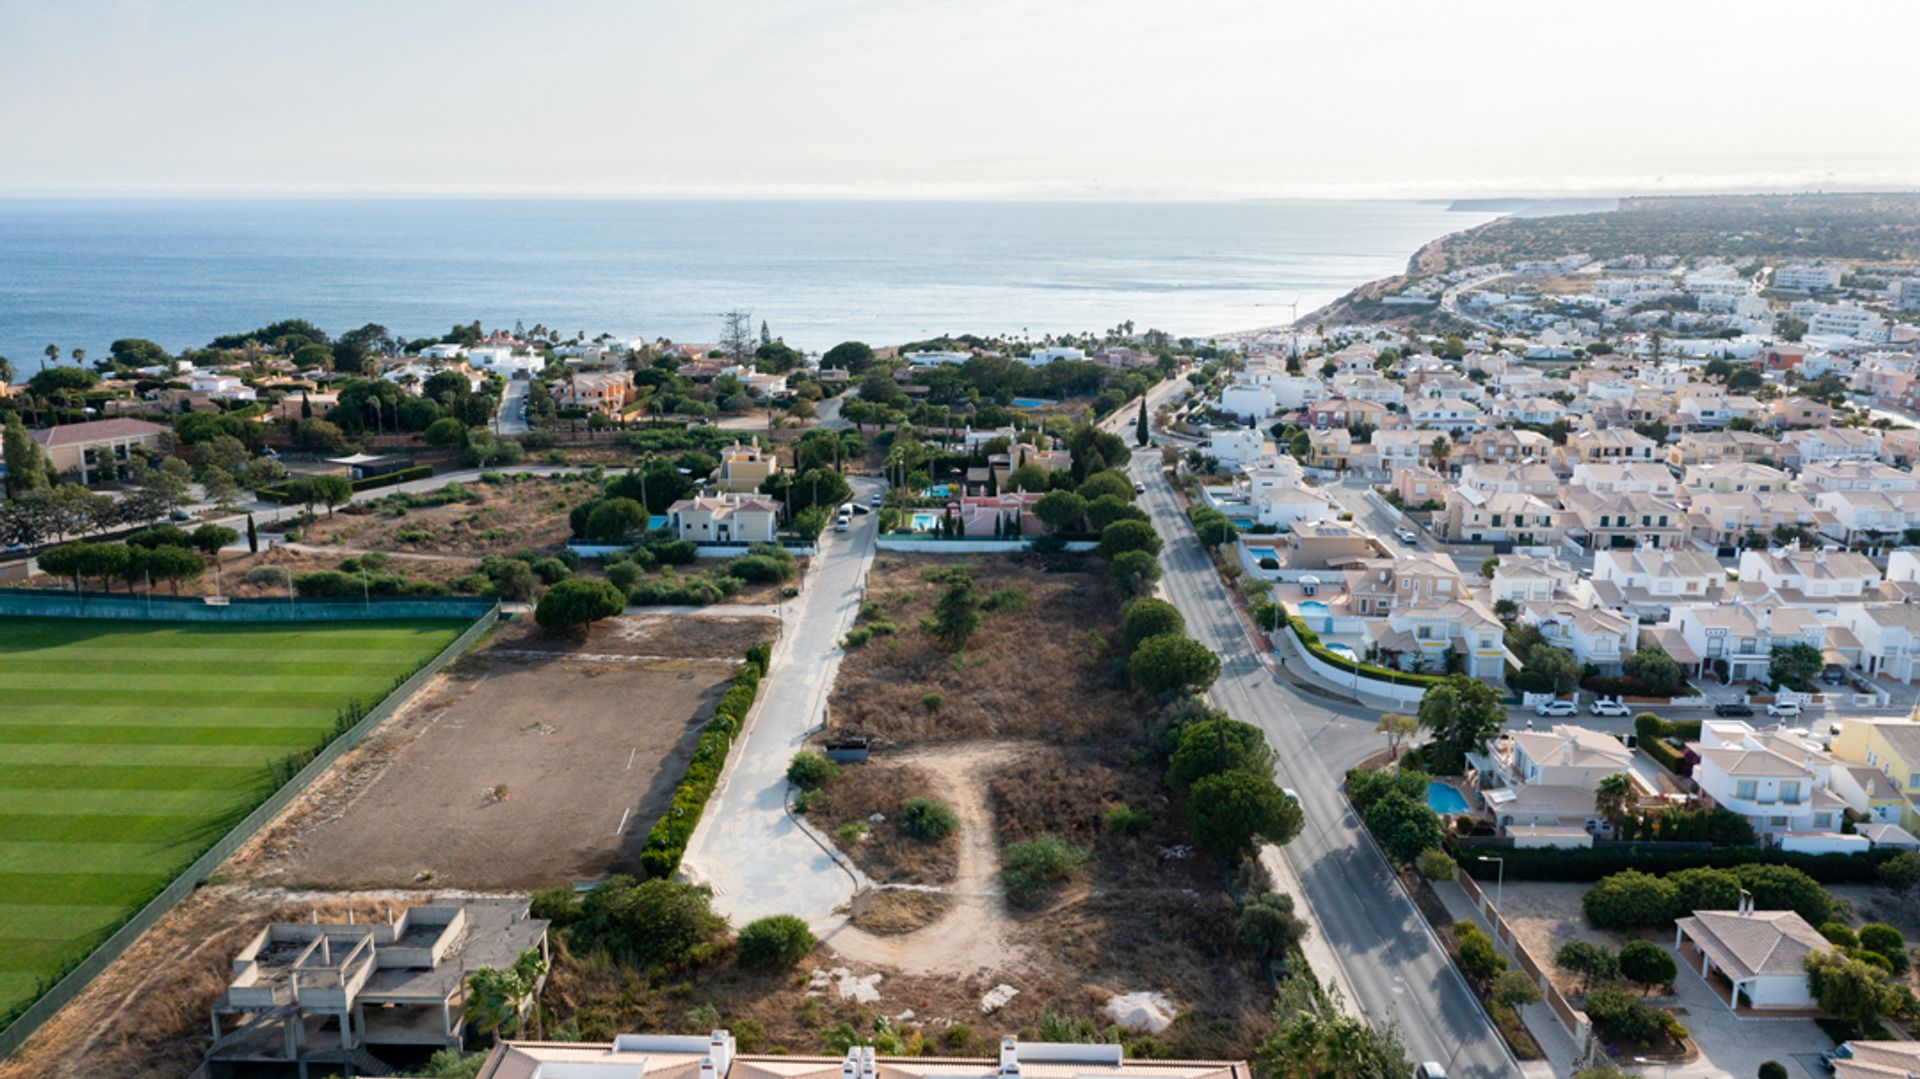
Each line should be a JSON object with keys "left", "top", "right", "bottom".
{"left": 230, "top": 613, "right": 771, "bottom": 891}
{"left": 828, "top": 554, "right": 1150, "bottom": 743}
{"left": 298, "top": 473, "right": 597, "bottom": 557}
{"left": 1497, "top": 881, "right": 1657, "bottom": 997}
{"left": 810, "top": 553, "right": 1272, "bottom": 1056}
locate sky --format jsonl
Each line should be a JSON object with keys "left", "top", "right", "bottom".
{"left": 4, "top": 0, "right": 1920, "bottom": 200}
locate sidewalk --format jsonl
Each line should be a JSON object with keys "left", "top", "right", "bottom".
{"left": 1430, "top": 878, "right": 1575, "bottom": 1079}
{"left": 1258, "top": 844, "right": 1359, "bottom": 1016}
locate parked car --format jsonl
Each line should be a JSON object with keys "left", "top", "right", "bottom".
{"left": 849, "top": 502, "right": 871, "bottom": 515}
{"left": 1766, "top": 700, "right": 1802, "bottom": 718}
{"left": 1821, "top": 1043, "right": 1853, "bottom": 1071}
{"left": 1414, "top": 1064, "right": 1448, "bottom": 1079}
{"left": 1535, "top": 699, "right": 1578, "bottom": 717}
{"left": 1133, "top": 481, "right": 1146, "bottom": 494}
{"left": 1820, "top": 668, "right": 1845, "bottom": 685}
{"left": 1394, "top": 527, "right": 1418, "bottom": 544}
{"left": 1281, "top": 787, "right": 1300, "bottom": 805}
{"left": 834, "top": 517, "right": 849, "bottom": 533}
{"left": 1714, "top": 702, "right": 1755, "bottom": 717}
{"left": 1589, "top": 698, "right": 1630, "bottom": 717}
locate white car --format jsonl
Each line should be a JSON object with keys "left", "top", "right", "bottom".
{"left": 1534, "top": 699, "right": 1578, "bottom": 717}
{"left": 1589, "top": 699, "right": 1630, "bottom": 717}
{"left": 1766, "top": 701, "right": 1803, "bottom": 718}
{"left": 1394, "top": 527, "right": 1418, "bottom": 544}
{"left": 1281, "top": 787, "right": 1300, "bottom": 805}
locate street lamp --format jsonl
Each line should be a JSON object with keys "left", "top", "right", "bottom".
{"left": 1477, "top": 855, "right": 1505, "bottom": 917}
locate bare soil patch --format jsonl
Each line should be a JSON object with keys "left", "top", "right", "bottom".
{"left": 1497, "top": 881, "right": 1647, "bottom": 997}
{"left": 488, "top": 611, "right": 774, "bottom": 661}
{"left": 230, "top": 615, "right": 753, "bottom": 890}
{"left": 298, "top": 473, "right": 598, "bottom": 557}
{"left": 827, "top": 554, "right": 1149, "bottom": 744}
{"left": 809, "top": 762, "right": 959, "bottom": 886}
{"left": 852, "top": 891, "right": 952, "bottom": 935}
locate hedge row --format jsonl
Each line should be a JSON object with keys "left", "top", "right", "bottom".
{"left": 1642, "top": 737, "right": 1692, "bottom": 777}
{"left": 638, "top": 641, "right": 772, "bottom": 879}
{"left": 1287, "top": 616, "right": 1446, "bottom": 689}
{"left": 257, "top": 465, "right": 435, "bottom": 504}
{"left": 1455, "top": 841, "right": 1898, "bottom": 885}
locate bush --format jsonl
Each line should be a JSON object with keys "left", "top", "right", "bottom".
{"left": 1462, "top": 843, "right": 1900, "bottom": 886}
{"left": 786, "top": 752, "right": 839, "bottom": 791}
{"left": 1102, "top": 804, "right": 1152, "bottom": 835}
{"left": 1554, "top": 940, "right": 1619, "bottom": 989}
{"left": 1859, "top": 923, "right": 1907, "bottom": 972}
{"left": 637, "top": 649, "right": 765, "bottom": 878}
{"left": 1668, "top": 866, "right": 1742, "bottom": 913}
{"left": 1617, "top": 940, "right": 1677, "bottom": 993}
{"left": 1759, "top": 1063, "right": 1788, "bottom": 1079}
{"left": 535, "top": 577, "right": 626, "bottom": 632}
{"left": 1233, "top": 892, "right": 1306, "bottom": 960}
{"left": 900, "top": 797, "right": 958, "bottom": 841}
{"left": 1880, "top": 850, "right": 1920, "bottom": 889}
{"left": 734, "top": 914, "right": 816, "bottom": 968}
{"left": 529, "top": 556, "right": 573, "bottom": 585}
{"left": 1001, "top": 835, "right": 1090, "bottom": 900}
{"left": 569, "top": 876, "right": 730, "bottom": 972}
{"left": 245, "top": 565, "right": 291, "bottom": 588}
{"left": 1822, "top": 922, "right": 1860, "bottom": 948}
{"left": 1453, "top": 920, "right": 1506, "bottom": 983}
{"left": 1584, "top": 870, "right": 1680, "bottom": 930}
{"left": 1733, "top": 862, "right": 1832, "bottom": 925}
{"left": 1417, "top": 848, "right": 1457, "bottom": 882}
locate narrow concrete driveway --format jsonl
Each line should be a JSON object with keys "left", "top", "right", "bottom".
{"left": 679, "top": 484, "right": 881, "bottom": 929}
{"left": 1130, "top": 449, "right": 1519, "bottom": 1078}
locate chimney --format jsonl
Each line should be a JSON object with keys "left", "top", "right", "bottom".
{"left": 841, "top": 1048, "right": 861, "bottom": 1079}
{"left": 861, "top": 1047, "right": 878, "bottom": 1079}
{"left": 999, "top": 1037, "right": 1020, "bottom": 1076}
{"left": 708, "top": 1031, "right": 735, "bottom": 1077}
{"left": 700, "top": 1060, "right": 719, "bottom": 1079}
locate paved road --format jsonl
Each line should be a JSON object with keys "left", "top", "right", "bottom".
{"left": 1129, "top": 449, "right": 1517, "bottom": 1078}
{"left": 679, "top": 481, "right": 881, "bottom": 930}
{"left": 497, "top": 377, "right": 530, "bottom": 434}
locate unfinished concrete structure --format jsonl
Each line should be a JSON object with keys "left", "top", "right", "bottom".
{"left": 206, "top": 898, "right": 548, "bottom": 1078}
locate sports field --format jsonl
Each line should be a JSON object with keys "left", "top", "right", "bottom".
{"left": 0, "top": 616, "right": 466, "bottom": 1023}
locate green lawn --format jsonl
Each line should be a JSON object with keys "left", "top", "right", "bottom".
{"left": 0, "top": 616, "right": 466, "bottom": 1023}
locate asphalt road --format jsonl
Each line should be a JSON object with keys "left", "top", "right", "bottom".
{"left": 1129, "top": 449, "right": 1516, "bottom": 1078}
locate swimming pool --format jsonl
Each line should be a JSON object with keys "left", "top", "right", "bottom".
{"left": 1324, "top": 642, "right": 1357, "bottom": 662}
{"left": 1427, "top": 782, "right": 1471, "bottom": 816}
{"left": 1011, "top": 397, "right": 1055, "bottom": 409}
{"left": 922, "top": 484, "right": 953, "bottom": 498}
{"left": 1299, "top": 601, "right": 1330, "bottom": 618}
{"left": 909, "top": 512, "right": 942, "bottom": 532}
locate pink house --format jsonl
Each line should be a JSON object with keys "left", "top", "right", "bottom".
{"left": 958, "top": 492, "right": 1047, "bottom": 537}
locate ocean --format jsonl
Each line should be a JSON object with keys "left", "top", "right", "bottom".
{"left": 0, "top": 198, "right": 1496, "bottom": 372}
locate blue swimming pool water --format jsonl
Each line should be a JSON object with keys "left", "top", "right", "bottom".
{"left": 1298, "top": 601, "right": 1330, "bottom": 617}
{"left": 1325, "top": 642, "right": 1357, "bottom": 661}
{"left": 910, "top": 512, "right": 942, "bottom": 531}
{"left": 1427, "top": 782, "right": 1471, "bottom": 815}
{"left": 922, "top": 484, "right": 953, "bottom": 498}
{"left": 1011, "top": 397, "right": 1054, "bottom": 408}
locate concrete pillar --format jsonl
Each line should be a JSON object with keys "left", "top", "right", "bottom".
{"left": 340, "top": 1008, "right": 353, "bottom": 1049}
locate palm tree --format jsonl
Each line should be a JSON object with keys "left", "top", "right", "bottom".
{"left": 44, "top": 343, "right": 59, "bottom": 368}
{"left": 1595, "top": 773, "right": 1633, "bottom": 827}
{"left": 464, "top": 946, "right": 548, "bottom": 1041}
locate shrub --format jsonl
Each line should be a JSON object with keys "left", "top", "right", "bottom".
{"left": 1554, "top": 940, "right": 1619, "bottom": 990}
{"left": 900, "top": 798, "right": 958, "bottom": 841}
{"left": 786, "top": 752, "right": 839, "bottom": 791}
{"left": 637, "top": 649, "right": 764, "bottom": 878}
{"left": 1001, "top": 835, "right": 1090, "bottom": 900}
{"left": 1453, "top": 920, "right": 1506, "bottom": 983}
{"left": 1668, "top": 866, "right": 1741, "bottom": 913}
{"left": 569, "top": 876, "right": 730, "bottom": 972}
{"left": 728, "top": 553, "right": 795, "bottom": 584}
{"left": 535, "top": 577, "right": 626, "bottom": 632}
{"left": 1732, "top": 862, "right": 1832, "bottom": 925}
{"left": 1584, "top": 870, "right": 1679, "bottom": 930}
{"left": 1881, "top": 850, "right": 1920, "bottom": 889}
{"left": 530, "top": 887, "right": 580, "bottom": 925}
{"left": 735, "top": 914, "right": 816, "bottom": 968}
{"left": 1617, "top": 940, "right": 1677, "bottom": 994}
{"left": 1822, "top": 922, "right": 1860, "bottom": 948}
{"left": 529, "top": 556, "right": 573, "bottom": 585}
{"left": 1416, "top": 848, "right": 1457, "bottom": 882}
{"left": 245, "top": 565, "right": 291, "bottom": 588}
{"left": 1233, "top": 892, "right": 1306, "bottom": 960}
{"left": 1859, "top": 923, "right": 1908, "bottom": 972}
{"left": 1492, "top": 969, "right": 1542, "bottom": 1010}
{"left": 1102, "top": 803, "right": 1152, "bottom": 835}
{"left": 1759, "top": 1064, "right": 1788, "bottom": 1079}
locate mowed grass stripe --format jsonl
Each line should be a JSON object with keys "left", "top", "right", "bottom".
{"left": 0, "top": 723, "right": 332, "bottom": 746}
{"left": 0, "top": 744, "right": 318, "bottom": 768}
{"left": 0, "top": 763, "right": 271, "bottom": 793}
{"left": 0, "top": 814, "right": 243, "bottom": 846}
{"left": 0, "top": 904, "right": 130, "bottom": 943}
{"left": 0, "top": 616, "right": 462, "bottom": 1017}
{"left": 0, "top": 788, "right": 250, "bottom": 817}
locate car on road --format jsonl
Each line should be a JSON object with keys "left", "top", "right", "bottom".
{"left": 849, "top": 502, "right": 870, "bottom": 515}
{"left": 1414, "top": 1064, "right": 1448, "bottom": 1079}
{"left": 1714, "top": 702, "right": 1756, "bottom": 717}
{"left": 1534, "top": 699, "right": 1578, "bottom": 717}
{"left": 834, "top": 516, "right": 849, "bottom": 533}
{"left": 168, "top": 509, "right": 193, "bottom": 522}
{"left": 1281, "top": 787, "right": 1300, "bottom": 805}
{"left": 1766, "top": 700, "right": 1802, "bottom": 718}
{"left": 869, "top": 492, "right": 884, "bottom": 507}
{"left": 1589, "top": 698, "right": 1630, "bottom": 717}
{"left": 1393, "top": 527, "right": 1418, "bottom": 544}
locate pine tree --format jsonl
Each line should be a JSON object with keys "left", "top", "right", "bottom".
{"left": 245, "top": 513, "right": 259, "bottom": 554}
{"left": 1136, "top": 401, "right": 1149, "bottom": 446}
{"left": 760, "top": 320, "right": 772, "bottom": 347}
{"left": 300, "top": 391, "right": 312, "bottom": 420}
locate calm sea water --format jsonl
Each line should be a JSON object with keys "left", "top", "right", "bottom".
{"left": 0, "top": 198, "right": 1494, "bottom": 371}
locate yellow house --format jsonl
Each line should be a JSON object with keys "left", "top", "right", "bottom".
{"left": 710, "top": 440, "right": 781, "bottom": 494}
{"left": 1829, "top": 717, "right": 1920, "bottom": 829}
